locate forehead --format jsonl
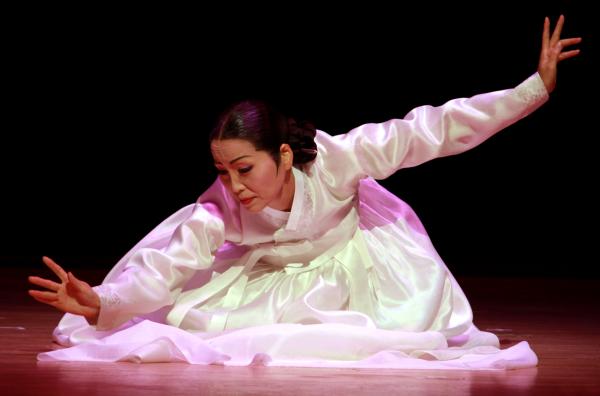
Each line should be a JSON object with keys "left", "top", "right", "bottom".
{"left": 211, "top": 139, "right": 257, "bottom": 161}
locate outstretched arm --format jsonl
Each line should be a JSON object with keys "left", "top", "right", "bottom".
{"left": 317, "top": 16, "right": 581, "bottom": 195}
{"left": 538, "top": 15, "right": 582, "bottom": 93}
{"left": 29, "top": 202, "right": 226, "bottom": 331}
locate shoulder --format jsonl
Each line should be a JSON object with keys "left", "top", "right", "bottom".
{"left": 196, "top": 178, "right": 243, "bottom": 238}
{"left": 313, "top": 129, "right": 348, "bottom": 158}
{"left": 302, "top": 130, "right": 361, "bottom": 198}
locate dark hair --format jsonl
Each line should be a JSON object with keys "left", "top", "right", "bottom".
{"left": 209, "top": 100, "right": 317, "bottom": 166}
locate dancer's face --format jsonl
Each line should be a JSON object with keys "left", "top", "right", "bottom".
{"left": 211, "top": 139, "right": 294, "bottom": 212}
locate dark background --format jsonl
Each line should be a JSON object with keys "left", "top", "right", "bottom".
{"left": 4, "top": 2, "right": 597, "bottom": 278}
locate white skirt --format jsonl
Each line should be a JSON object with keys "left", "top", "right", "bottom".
{"left": 40, "top": 179, "right": 537, "bottom": 369}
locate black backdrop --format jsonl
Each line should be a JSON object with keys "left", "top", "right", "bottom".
{"left": 5, "top": 2, "right": 597, "bottom": 278}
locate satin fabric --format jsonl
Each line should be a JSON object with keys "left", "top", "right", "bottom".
{"left": 41, "top": 73, "right": 548, "bottom": 369}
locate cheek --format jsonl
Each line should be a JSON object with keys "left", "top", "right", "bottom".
{"left": 249, "top": 166, "right": 281, "bottom": 195}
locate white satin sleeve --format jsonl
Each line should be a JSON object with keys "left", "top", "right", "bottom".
{"left": 92, "top": 202, "right": 225, "bottom": 331}
{"left": 316, "top": 73, "right": 549, "bottom": 194}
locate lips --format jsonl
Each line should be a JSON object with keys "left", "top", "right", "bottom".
{"left": 240, "top": 197, "right": 254, "bottom": 205}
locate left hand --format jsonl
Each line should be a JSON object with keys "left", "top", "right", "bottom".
{"left": 538, "top": 15, "right": 582, "bottom": 94}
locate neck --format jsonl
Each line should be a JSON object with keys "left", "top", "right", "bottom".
{"left": 272, "top": 169, "right": 295, "bottom": 212}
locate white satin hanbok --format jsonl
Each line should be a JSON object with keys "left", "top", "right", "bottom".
{"left": 39, "top": 73, "right": 549, "bottom": 369}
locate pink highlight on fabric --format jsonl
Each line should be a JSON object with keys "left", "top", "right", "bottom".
{"left": 358, "top": 178, "right": 427, "bottom": 235}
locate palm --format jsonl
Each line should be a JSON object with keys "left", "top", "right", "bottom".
{"left": 29, "top": 256, "right": 100, "bottom": 322}
{"left": 55, "top": 278, "right": 93, "bottom": 314}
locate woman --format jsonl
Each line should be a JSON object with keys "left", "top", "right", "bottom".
{"left": 29, "top": 16, "right": 580, "bottom": 368}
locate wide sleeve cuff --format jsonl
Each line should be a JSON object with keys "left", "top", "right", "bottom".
{"left": 512, "top": 72, "right": 549, "bottom": 108}
{"left": 92, "top": 284, "right": 125, "bottom": 330}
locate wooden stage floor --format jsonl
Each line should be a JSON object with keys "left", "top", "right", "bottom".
{"left": 1, "top": 267, "right": 599, "bottom": 395}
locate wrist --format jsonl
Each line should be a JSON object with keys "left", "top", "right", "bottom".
{"left": 83, "top": 306, "right": 100, "bottom": 325}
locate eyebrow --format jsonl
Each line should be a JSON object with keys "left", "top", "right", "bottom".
{"left": 214, "top": 155, "right": 252, "bottom": 166}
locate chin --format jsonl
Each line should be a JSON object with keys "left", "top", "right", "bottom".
{"left": 244, "top": 200, "right": 266, "bottom": 213}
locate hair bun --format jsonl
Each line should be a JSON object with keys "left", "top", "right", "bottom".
{"left": 287, "top": 118, "right": 318, "bottom": 164}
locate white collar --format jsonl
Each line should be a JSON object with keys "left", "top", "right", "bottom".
{"left": 260, "top": 167, "right": 304, "bottom": 231}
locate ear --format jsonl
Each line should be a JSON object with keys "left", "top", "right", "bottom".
{"left": 279, "top": 144, "right": 294, "bottom": 170}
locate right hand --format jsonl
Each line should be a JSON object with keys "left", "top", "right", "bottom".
{"left": 28, "top": 256, "right": 101, "bottom": 324}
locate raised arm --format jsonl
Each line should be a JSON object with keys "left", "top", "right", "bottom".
{"left": 315, "top": 16, "right": 580, "bottom": 195}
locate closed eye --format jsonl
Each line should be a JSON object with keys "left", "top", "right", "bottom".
{"left": 239, "top": 166, "right": 252, "bottom": 174}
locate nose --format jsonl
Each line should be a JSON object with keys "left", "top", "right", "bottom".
{"left": 229, "top": 173, "right": 245, "bottom": 194}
